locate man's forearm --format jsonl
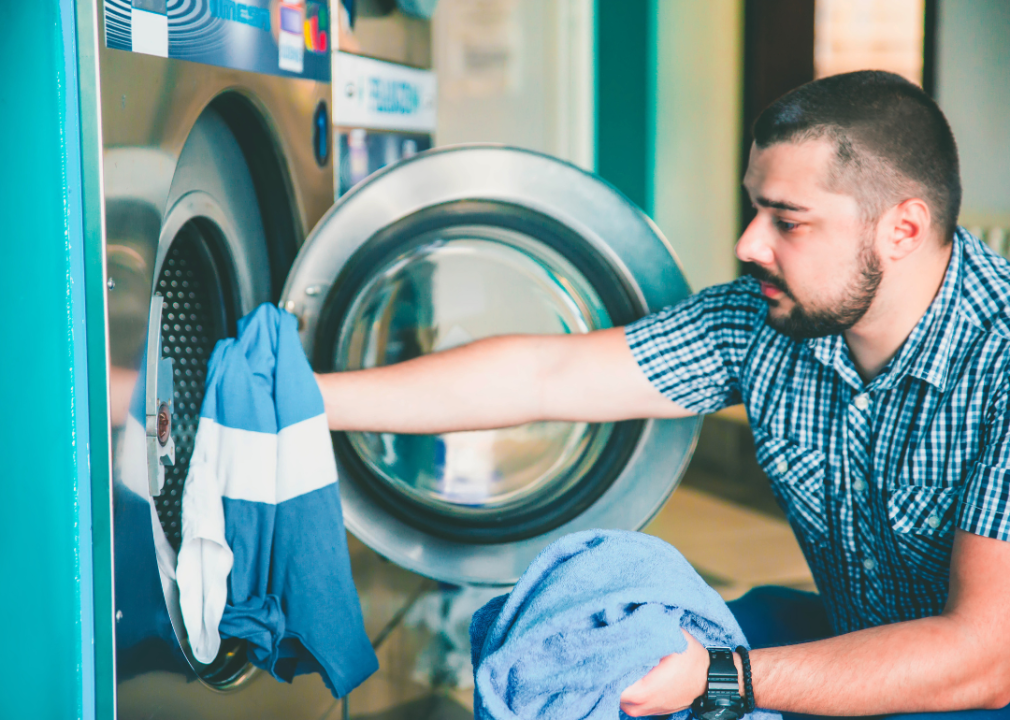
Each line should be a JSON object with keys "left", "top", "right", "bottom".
{"left": 623, "top": 532, "right": 1010, "bottom": 718}
{"left": 315, "top": 328, "right": 691, "bottom": 434}
{"left": 752, "top": 614, "right": 1010, "bottom": 715}
{"left": 316, "top": 335, "right": 549, "bottom": 434}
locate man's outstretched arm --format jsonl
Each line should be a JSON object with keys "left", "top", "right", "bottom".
{"left": 315, "top": 327, "right": 692, "bottom": 433}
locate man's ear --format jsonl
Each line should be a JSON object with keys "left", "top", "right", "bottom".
{"left": 883, "top": 198, "right": 932, "bottom": 261}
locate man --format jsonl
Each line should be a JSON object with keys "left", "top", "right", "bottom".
{"left": 317, "top": 71, "right": 1010, "bottom": 718}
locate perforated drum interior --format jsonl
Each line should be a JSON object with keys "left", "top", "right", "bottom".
{"left": 152, "top": 220, "right": 234, "bottom": 550}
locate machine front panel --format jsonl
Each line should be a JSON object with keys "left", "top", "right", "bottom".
{"left": 96, "top": 3, "right": 343, "bottom": 714}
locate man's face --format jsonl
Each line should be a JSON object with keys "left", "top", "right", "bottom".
{"left": 737, "top": 139, "right": 883, "bottom": 339}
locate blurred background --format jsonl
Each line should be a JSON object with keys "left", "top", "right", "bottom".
{"left": 338, "top": 0, "right": 1010, "bottom": 290}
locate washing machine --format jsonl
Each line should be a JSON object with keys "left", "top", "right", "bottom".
{"left": 87, "top": 2, "right": 702, "bottom": 718}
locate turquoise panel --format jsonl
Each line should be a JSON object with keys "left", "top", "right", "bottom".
{"left": 73, "top": 1, "right": 116, "bottom": 715}
{"left": 0, "top": 2, "right": 99, "bottom": 718}
{"left": 596, "top": 0, "right": 655, "bottom": 215}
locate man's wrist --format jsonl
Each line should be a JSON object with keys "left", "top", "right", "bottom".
{"left": 732, "top": 651, "right": 744, "bottom": 695}
{"left": 693, "top": 647, "right": 748, "bottom": 719}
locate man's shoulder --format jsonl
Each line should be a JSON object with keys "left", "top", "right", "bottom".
{"left": 628, "top": 276, "right": 769, "bottom": 346}
{"left": 958, "top": 229, "right": 1010, "bottom": 339}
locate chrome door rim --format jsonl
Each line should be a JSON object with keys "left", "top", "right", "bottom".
{"left": 281, "top": 145, "right": 701, "bottom": 586}
{"left": 312, "top": 199, "right": 648, "bottom": 545}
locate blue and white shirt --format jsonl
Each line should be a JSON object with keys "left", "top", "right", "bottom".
{"left": 177, "top": 303, "right": 377, "bottom": 697}
{"left": 626, "top": 229, "right": 1010, "bottom": 634}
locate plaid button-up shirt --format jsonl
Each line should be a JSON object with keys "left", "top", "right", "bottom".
{"left": 626, "top": 228, "right": 1010, "bottom": 634}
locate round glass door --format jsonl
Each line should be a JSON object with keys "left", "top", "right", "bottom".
{"left": 333, "top": 227, "right": 615, "bottom": 518}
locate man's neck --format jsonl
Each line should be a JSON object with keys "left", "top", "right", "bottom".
{"left": 844, "top": 242, "right": 953, "bottom": 385}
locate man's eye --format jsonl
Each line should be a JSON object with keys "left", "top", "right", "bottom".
{"left": 775, "top": 218, "right": 798, "bottom": 232}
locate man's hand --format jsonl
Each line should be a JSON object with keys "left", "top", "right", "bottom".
{"left": 620, "top": 629, "right": 712, "bottom": 717}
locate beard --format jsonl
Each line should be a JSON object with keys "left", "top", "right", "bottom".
{"left": 749, "top": 241, "right": 883, "bottom": 339}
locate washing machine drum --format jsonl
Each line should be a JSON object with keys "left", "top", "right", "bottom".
{"left": 282, "top": 146, "right": 700, "bottom": 586}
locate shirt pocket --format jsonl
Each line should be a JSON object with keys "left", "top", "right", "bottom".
{"left": 752, "top": 429, "right": 829, "bottom": 543}
{"left": 885, "top": 484, "right": 958, "bottom": 580}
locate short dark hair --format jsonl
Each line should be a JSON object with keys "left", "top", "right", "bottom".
{"left": 753, "top": 70, "right": 961, "bottom": 242}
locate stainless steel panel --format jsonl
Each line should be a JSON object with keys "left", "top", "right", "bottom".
{"left": 96, "top": 7, "right": 345, "bottom": 715}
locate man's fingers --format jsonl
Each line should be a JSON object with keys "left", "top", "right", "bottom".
{"left": 619, "top": 701, "right": 652, "bottom": 717}
{"left": 620, "top": 693, "right": 661, "bottom": 718}
{"left": 620, "top": 629, "right": 708, "bottom": 716}
{"left": 620, "top": 678, "right": 647, "bottom": 703}
{"left": 620, "top": 665, "right": 660, "bottom": 715}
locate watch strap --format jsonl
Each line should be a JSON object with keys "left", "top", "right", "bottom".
{"left": 735, "top": 645, "right": 756, "bottom": 713}
{"left": 691, "top": 646, "right": 746, "bottom": 720}
{"left": 705, "top": 647, "right": 740, "bottom": 695}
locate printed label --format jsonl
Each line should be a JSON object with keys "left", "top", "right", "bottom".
{"left": 333, "top": 52, "right": 437, "bottom": 132}
{"left": 209, "top": 0, "right": 270, "bottom": 31}
{"left": 131, "top": 7, "right": 168, "bottom": 58}
{"left": 104, "top": 0, "right": 330, "bottom": 81}
{"left": 278, "top": 4, "right": 305, "bottom": 74}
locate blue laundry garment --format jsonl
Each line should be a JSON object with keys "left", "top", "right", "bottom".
{"left": 176, "top": 303, "right": 377, "bottom": 697}
{"left": 470, "top": 529, "right": 782, "bottom": 720}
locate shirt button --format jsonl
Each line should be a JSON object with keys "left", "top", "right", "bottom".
{"left": 854, "top": 394, "right": 870, "bottom": 410}
{"left": 853, "top": 479, "right": 866, "bottom": 492}
{"left": 776, "top": 460, "right": 789, "bottom": 475}
{"left": 927, "top": 514, "right": 941, "bottom": 529}
{"left": 863, "top": 558, "right": 876, "bottom": 571}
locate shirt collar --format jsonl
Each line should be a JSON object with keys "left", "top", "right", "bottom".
{"left": 806, "top": 229, "right": 963, "bottom": 392}
{"left": 808, "top": 333, "right": 863, "bottom": 390}
{"left": 901, "top": 228, "right": 963, "bottom": 391}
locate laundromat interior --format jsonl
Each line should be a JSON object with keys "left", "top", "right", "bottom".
{"left": 3, "top": 1, "right": 1010, "bottom": 719}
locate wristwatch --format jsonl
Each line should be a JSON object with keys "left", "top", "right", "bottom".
{"left": 691, "top": 647, "right": 746, "bottom": 720}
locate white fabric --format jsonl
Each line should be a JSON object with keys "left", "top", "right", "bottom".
{"left": 176, "top": 414, "right": 339, "bottom": 663}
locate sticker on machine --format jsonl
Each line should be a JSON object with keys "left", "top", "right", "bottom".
{"left": 333, "top": 52, "right": 438, "bottom": 133}
{"left": 278, "top": 3, "right": 305, "bottom": 73}
{"left": 130, "top": 0, "right": 168, "bottom": 57}
{"left": 102, "top": 0, "right": 330, "bottom": 82}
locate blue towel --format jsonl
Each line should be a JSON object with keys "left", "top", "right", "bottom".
{"left": 470, "top": 529, "right": 781, "bottom": 720}
{"left": 176, "top": 303, "right": 377, "bottom": 697}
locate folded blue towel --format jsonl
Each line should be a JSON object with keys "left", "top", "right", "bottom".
{"left": 176, "top": 303, "right": 377, "bottom": 697}
{"left": 470, "top": 529, "right": 781, "bottom": 720}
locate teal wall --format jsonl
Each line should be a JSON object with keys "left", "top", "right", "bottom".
{"left": 0, "top": 1, "right": 108, "bottom": 718}
{"left": 596, "top": 0, "right": 654, "bottom": 215}
{"left": 596, "top": 0, "right": 744, "bottom": 290}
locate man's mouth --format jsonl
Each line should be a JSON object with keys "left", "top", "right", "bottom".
{"left": 748, "top": 264, "right": 791, "bottom": 302}
{"left": 759, "top": 281, "right": 785, "bottom": 300}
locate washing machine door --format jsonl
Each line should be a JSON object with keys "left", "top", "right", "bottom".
{"left": 281, "top": 145, "right": 701, "bottom": 586}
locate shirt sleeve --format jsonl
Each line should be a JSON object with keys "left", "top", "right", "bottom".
{"left": 624, "top": 277, "right": 766, "bottom": 414}
{"left": 958, "top": 378, "right": 1010, "bottom": 540}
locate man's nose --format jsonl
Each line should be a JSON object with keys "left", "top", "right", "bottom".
{"left": 735, "top": 214, "right": 775, "bottom": 267}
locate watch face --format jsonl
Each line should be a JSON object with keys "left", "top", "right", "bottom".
{"left": 702, "top": 708, "right": 741, "bottom": 720}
